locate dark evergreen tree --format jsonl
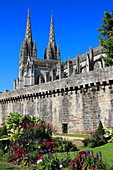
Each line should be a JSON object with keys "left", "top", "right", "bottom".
{"left": 98, "top": 11, "right": 113, "bottom": 66}
{"left": 97, "top": 121, "right": 105, "bottom": 134}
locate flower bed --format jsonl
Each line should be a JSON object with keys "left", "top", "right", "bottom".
{"left": 0, "top": 112, "right": 112, "bottom": 169}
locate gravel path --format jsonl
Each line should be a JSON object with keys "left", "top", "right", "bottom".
{"left": 52, "top": 135, "right": 84, "bottom": 140}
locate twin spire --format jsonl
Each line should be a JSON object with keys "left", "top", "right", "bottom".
{"left": 20, "top": 9, "right": 60, "bottom": 61}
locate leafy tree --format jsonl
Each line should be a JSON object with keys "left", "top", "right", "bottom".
{"left": 98, "top": 10, "right": 113, "bottom": 66}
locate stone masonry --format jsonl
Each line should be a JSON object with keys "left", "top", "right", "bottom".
{"left": 0, "top": 66, "right": 113, "bottom": 133}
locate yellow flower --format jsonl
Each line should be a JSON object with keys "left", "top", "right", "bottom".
{"left": 38, "top": 145, "right": 40, "bottom": 148}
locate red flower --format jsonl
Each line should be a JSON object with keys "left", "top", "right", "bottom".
{"left": 83, "top": 163, "right": 87, "bottom": 168}
{"left": 91, "top": 165, "right": 96, "bottom": 170}
{"left": 38, "top": 154, "right": 40, "bottom": 158}
{"left": 43, "top": 165, "right": 46, "bottom": 168}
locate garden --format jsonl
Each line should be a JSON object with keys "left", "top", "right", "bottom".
{"left": 0, "top": 113, "right": 113, "bottom": 169}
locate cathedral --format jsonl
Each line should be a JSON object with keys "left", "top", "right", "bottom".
{"left": 14, "top": 9, "right": 106, "bottom": 90}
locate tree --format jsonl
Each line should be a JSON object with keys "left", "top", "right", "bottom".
{"left": 98, "top": 11, "right": 113, "bottom": 66}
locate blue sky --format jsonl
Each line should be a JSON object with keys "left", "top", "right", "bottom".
{"left": 0, "top": 0, "right": 113, "bottom": 92}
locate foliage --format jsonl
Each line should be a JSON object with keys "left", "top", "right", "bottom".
{"left": 33, "top": 121, "right": 54, "bottom": 141}
{"left": 0, "top": 125, "right": 10, "bottom": 152}
{"left": 97, "top": 121, "right": 105, "bottom": 134}
{"left": 54, "top": 137, "right": 77, "bottom": 152}
{"left": 98, "top": 10, "right": 113, "bottom": 66}
{"left": 104, "top": 126, "right": 113, "bottom": 142}
{"left": 82, "top": 132, "right": 107, "bottom": 148}
{"left": 69, "top": 151, "right": 106, "bottom": 170}
{"left": 11, "top": 145, "right": 25, "bottom": 164}
{"left": 32, "top": 154, "right": 60, "bottom": 170}
{"left": 41, "top": 140, "right": 58, "bottom": 152}
{"left": 2, "top": 148, "right": 13, "bottom": 162}
{"left": 20, "top": 154, "right": 29, "bottom": 168}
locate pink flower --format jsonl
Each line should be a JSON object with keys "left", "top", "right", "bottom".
{"left": 27, "top": 162, "right": 29, "bottom": 165}
{"left": 25, "top": 154, "right": 28, "bottom": 156}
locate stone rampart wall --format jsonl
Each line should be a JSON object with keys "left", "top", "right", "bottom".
{"left": 0, "top": 66, "right": 113, "bottom": 133}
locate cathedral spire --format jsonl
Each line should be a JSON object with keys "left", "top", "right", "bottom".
{"left": 49, "top": 13, "right": 55, "bottom": 46}
{"left": 25, "top": 9, "right": 32, "bottom": 42}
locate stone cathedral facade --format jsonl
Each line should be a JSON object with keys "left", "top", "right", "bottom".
{"left": 14, "top": 9, "right": 106, "bottom": 90}
{"left": 0, "top": 9, "right": 113, "bottom": 134}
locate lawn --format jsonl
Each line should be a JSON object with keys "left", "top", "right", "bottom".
{"left": 53, "top": 133, "right": 87, "bottom": 138}
{"left": 52, "top": 143, "right": 113, "bottom": 169}
{"left": 0, "top": 161, "right": 25, "bottom": 170}
{"left": 78, "top": 143, "right": 113, "bottom": 168}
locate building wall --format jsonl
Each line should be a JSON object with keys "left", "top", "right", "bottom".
{"left": 0, "top": 66, "right": 113, "bottom": 134}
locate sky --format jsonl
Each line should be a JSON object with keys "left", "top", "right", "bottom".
{"left": 0, "top": 0, "right": 113, "bottom": 92}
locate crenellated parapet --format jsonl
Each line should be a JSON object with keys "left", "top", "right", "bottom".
{"left": 1, "top": 66, "right": 113, "bottom": 133}
{"left": 1, "top": 66, "right": 113, "bottom": 104}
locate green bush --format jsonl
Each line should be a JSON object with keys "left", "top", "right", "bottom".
{"left": 54, "top": 138, "right": 77, "bottom": 152}
{"left": 2, "top": 149, "right": 12, "bottom": 162}
{"left": 82, "top": 132, "right": 107, "bottom": 148}
{"left": 0, "top": 125, "right": 10, "bottom": 152}
{"left": 97, "top": 121, "right": 105, "bottom": 134}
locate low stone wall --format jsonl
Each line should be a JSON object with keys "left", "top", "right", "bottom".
{"left": 0, "top": 66, "right": 113, "bottom": 133}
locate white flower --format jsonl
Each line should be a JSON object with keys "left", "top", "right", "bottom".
{"left": 37, "top": 159, "right": 42, "bottom": 164}
{"left": 60, "top": 164, "right": 63, "bottom": 168}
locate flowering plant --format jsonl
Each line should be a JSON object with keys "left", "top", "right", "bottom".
{"left": 11, "top": 145, "right": 25, "bottom": 164}
{"left": 82, "top": 132, "right": 107, "bottom": 148}
{"left": 21, "top": 154, "right": 29, "bottom": 168}
{"left": 41, "top": 140, "right": 58, "bottom": 152}
{"left": 32, "top": 154, "right": 60, "bottom": 170}
{"left": 69, "top": 151, "right": 106, "bottom": 170}
{"left": 33, "top": 122, "right": 55, "bottom": 140}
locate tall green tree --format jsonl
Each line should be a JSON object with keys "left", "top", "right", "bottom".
{"left": 98, "top": 10, "right": 113, "bottom": 66}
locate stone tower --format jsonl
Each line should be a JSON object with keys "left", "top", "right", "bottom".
{"left": 19, "top": 9, "right": 37, "bottom": 60}
{"left": 44, "top": 14, "right": 61, "bottom": 60}
{"left": 18, "top": 9, "right": 36, "bottom": 89}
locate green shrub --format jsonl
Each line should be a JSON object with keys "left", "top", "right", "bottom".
{"left": 2, "top": 149, "right": 12, "bottom": 162}
{"left": 0, "top": 125, "right": 10, "bottom": 152}
{"left": 82, "top": 132, "right": 107, "bottom": 148}
{"left": 104, "top": 127, "right": 113, "bottom": 142}
{"left": 97, "top": 121, "right": 105, "bottom": 134}
{"left": 0, "top": 149, "right": 4, "bottom": 160}
{"left": 54, "top": 138, "right": 77, "bottom": 152}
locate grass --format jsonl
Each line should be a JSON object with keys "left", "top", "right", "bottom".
{"left": 52, "top": 143, "right": 113, "bottom": 169}
{"left": 53, "top": 133, "right": 87, "bottom": 138}
{"left": 0, "top": 142, "right": 113, "bottom": 169}
{"left": 78, "top": 143, "right": 113, "bottom": 167}
{"left": 0, "top": 161, "right": 25, "bottom": 170}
